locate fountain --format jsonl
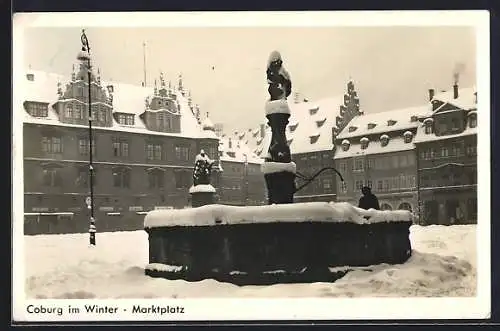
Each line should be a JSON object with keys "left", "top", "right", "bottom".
{"left": 144, "top": 51, "right": 413, "bottom": 285}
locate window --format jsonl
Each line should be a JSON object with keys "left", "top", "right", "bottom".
{"left": 340, "top": 181, "right": 347, "bottom": 193}
{"left": 76, "top": 167, "right": 88, "bottom": 187}
{"left": 469, "top": 115, "right": 477, "bottom": 128}
{"left": 157, "top": 113, "right": 164, "bottom": 130}
{"left": 98, "top": 109, "right": 106, "bottom": 122}
{"left": 146, "top": 143, "right": 163, "bottom": 161}
{"left": 175, "top": 145, "right": 190, "bottom": 161}
{"left": 27, "top": 102, "right": 48, "bottom": 117}
{"left": 466, "top": 145, "right": 477, "bottom": 156}
{"left": 354, "top": 180, "right": 364, "bottom": 191}
{"left": 367, "top": 159, "right": 375, "bottom": 169}
{"left": 74, "top": 104, "right": 82, "bottom": 119}
{"left": 309, "top": 107, "right": 319, "bottom": 115}
{"left": 148, "top": 169, "right": 165, "bottom": 188}
{"left": 440, "top": 146, "right": 449, "bottom": 158}
{"left": 339, "top": 162, "right": 347, "bottom": 174}
{"left": 322, "top": 178, "right": 332, "bottom": 190}
{"left": 380, "top": 136, "right": 389, "bottom": 147}
{"left": 366, "top": 180, "right": 372, "bottom": 188}
{"left": 377, "top": 180, "right": 383, "bottom": 191}
{"left": 310, "top": 135, "right": 320, "bottom": 144}
{"left": 78, "top": 138, "right": 96, "bottom": 156}
{"left": 117, "top": 114, "right": 135, "bottom": 125}
{"left": 391, "top": 177, "right": 399, "bottom": 191}
{"left": 41, "top": 136, "right": 63, "bottom": 154}
{"left": 383, "top": 179, "right": 390, "bottom": 191}
{"left": 451, "top": 118, "right": 460, "bottom": 130}
{"left": 424, "top": 123, "right": 433, "bottom": 134}
{"left": 112, "top": 167, "right": 131, "bottom": 188}
{"left": 42, "top": 167, "right": 62, "bottom": 187}
{"left": 404, "top": 132, "right": 413, "bottom": 143}
{"left": 65, "top": 104, "right": 74, "bottom": 118}
{"left": 353, "top": 158, "right": 364, "bottom": 172}
{"left": 112, "top": 138, "right": 129, "bottom": 157}
{"left": 360, "top": 138, "right": 369, "bottom": 149}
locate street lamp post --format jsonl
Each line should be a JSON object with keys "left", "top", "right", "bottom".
{"left": 77, "top": 29, "right": 96, "bottom": 246}
{"left": 243, "top": 154, "right": 249, "bottom": 205}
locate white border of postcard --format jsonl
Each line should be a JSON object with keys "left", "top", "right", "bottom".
{"left": 12, "top": 10, "right": 491, "bottom": 321}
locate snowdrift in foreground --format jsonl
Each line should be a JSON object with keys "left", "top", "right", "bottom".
{"left": 24, "top": 225, "right": 476, "bottom": 299}
{"left": 144, "top": 202, "right": 412, "bottom": 228}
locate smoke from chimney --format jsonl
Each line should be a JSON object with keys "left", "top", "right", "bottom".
{"left": 453, "top": 62, "right": 466, "bottom": 85}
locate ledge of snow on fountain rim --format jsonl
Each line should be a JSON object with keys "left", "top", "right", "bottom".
{"left": 189, "top": 184, "right": 216, "bottom": 194}
{"left": 265, "top": 99, "right": 290, "bottom": 115}
{"left": 144, "top": 202, "right": 413, "bottom": 228}
{"left": 261, "top": 161, "right": 297, "bottom": 174}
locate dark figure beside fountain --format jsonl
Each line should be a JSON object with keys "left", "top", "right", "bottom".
{"left": 358, "top": 186, "right": 380, "bottom": 210}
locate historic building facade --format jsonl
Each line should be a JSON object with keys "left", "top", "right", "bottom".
{"left": 21, "top": 61, "right": 223, "bottom": 234}
{"left": 243, "top": 81, "right": 363, "bottom": 203}
{"left": 334, "top": 106, "right": 428, "bottom": 211}
{"left": 414, "top": 85, "right": 478, "bottom": 225}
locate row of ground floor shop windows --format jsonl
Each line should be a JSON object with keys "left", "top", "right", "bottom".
{"left": 338, "top": 175, "right": 416, "bottom": 193}
{"left": 422, "top": 198, "right": 477, "bottom": 224}
{"left": 40, "top": 167, "right": 194, "bottom": 189}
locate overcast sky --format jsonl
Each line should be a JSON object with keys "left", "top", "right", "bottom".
{"left": 22, "top": 26, "right": 476, "bottom": 132}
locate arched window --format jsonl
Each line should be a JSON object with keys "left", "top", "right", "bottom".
{"left": 398, "top": 202, "right": 412, "bottom": 212}
{"left": 341, "top": 139, "right": 350, "bottom": 151}
{"left": 360, "top": 137, "right": 369, "bottom": 150}
{"left": 424, "top": 118, "right": 434, "bottom": 134}
{"left": 468, "top": 111, "right": 477, "bottom": 128}
{"left": 403, "top": 131, "right": 413, "bottom": 143}
{"left": 380, "top": 134, "right": 389, "bottom": 147}
{"left": 381, "top": 203, "right": 393, "bottom": 211}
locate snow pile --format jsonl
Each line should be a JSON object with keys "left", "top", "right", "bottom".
{"left": 261, "top": 161, "right": 296, "bottom": 174}
{"left": 265, "top": 99, "right": 290, "bottom": 115}
{"left": 143, "top": 202, "right": 412, "bottom": 228}
{"left": 23, "top": 225, "right": 476, "bottom": 298}
{"left": 188, "top": 184, "right": 216, "bottom": 193}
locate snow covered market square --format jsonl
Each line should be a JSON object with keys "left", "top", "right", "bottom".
{"left": 13, "top": 12, "right": 491, "bottom": 321}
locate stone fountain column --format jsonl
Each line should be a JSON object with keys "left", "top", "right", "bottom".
{"left": 262, "top": 51, "right": 296, "bottom": 204}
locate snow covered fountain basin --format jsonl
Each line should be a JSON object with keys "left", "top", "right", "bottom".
{"left": 143, "top": 202, "right": 413, "bottom": 285}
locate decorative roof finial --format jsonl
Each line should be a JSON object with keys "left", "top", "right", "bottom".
{"left": 160, "top": 71, "right": 165, "bottom": 87}
{"left": 178, "top": 73, "right": 183, "bottom": 91}
{"left": 57, "top": 81, "right": 63, "bottom": 98}
{"left": 154, "top": 79, "right": 158, "bottom": 95}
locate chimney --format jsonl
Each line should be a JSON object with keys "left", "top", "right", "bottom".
{"left": 453, "top": 83, "right": 459, "bottom": 99}
{"left": 228, "top": 138, "right": 232, "bottom": 149}
{"left": 428, "top": 89, "right": 435, "bottom": 101}
{"left": 26, "top": 73, "right": 34, "bottom": 81}
{"left": 260, "top": 124, "right": 265, "bottom": 138}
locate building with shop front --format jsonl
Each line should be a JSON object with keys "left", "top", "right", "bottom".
{"left": 243, "top": 81, "right": 363, "bottom": 203}
{"left": 414, "top": 85, "right": 477, "bottom": 225}
{"left": 20, "top": 61, "right": 222, "bottom": 234}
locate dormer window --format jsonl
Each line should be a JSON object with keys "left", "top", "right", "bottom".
{"left": 256, "top": 137, "right": 263, "bottom": 145}
{"left": 423, "top": 118, "right": 434, "bottom": 134}
{"left": 226, "top": 151, "right": 235, "bottom": 158}
{"left": 387, "top": 120, "right": 397, "bottom": 126}
{"left": 310, "top": 134, "right": 320, "bottom": 144}
{"left": 403, "top": 131, "right": 413, "bottom": 143}
{"left": 410, "top": 115, "right": 418, "bottom": 122}
{"left": 316, "top": 118, "right": 327, "bottom": 128}
{"left": 309, "top": 107, "right": 319, "bottom": 115}
{"left": 25, "top": 102, "right": 49, "bottom": 117}
{"left": 468, "top": 111, "right": 477, "bottom": 128}
{"left": 289, "top": 123, "right": 299, "bottom": 132}
{"left": 341, "top": 139, "right": 350, "bottom": 151}
{"left": 348, "top": 126, "right": 357, "bottom": 133}
{"left": 360, "top": 137, "right": 369, "bottom": 150}
{"left": 339, "top": 105, "right": 346, "bottom": 115}
{"left": 380, "top": 134, "right": 389, "bottom": 147}
{"left": 287, "top": 138, "right": 293, "bottom": 145}
{"left": 26, "top": 73, "right": 34, "bottom": 81}
{"left": 367, "top": 123, "right": 376, "bottom": 130}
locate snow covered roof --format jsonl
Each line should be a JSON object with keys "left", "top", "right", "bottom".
{"left": 19, "top": 69, "right": 210, "bottom": 139}
{"left": 413, "top": 124, "right": 477, "bottom": 144}
{"left": 243, "top": 96, "right": 344, "bottom": 156}
{"left": 337, "top": 105, "right": 430, "bottom": 140}
{"left": 334, "top": 136, "right": 415, "bottom": 159}
{"left": 218, "top": 136, "right": 263, "bottom": 165}
{"left": 432, "top": 86, "right": 477, "bottom": 111}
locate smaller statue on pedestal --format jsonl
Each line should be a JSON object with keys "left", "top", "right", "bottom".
{"left": 193, "top": 150, "right": 214, "bottom": 186}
